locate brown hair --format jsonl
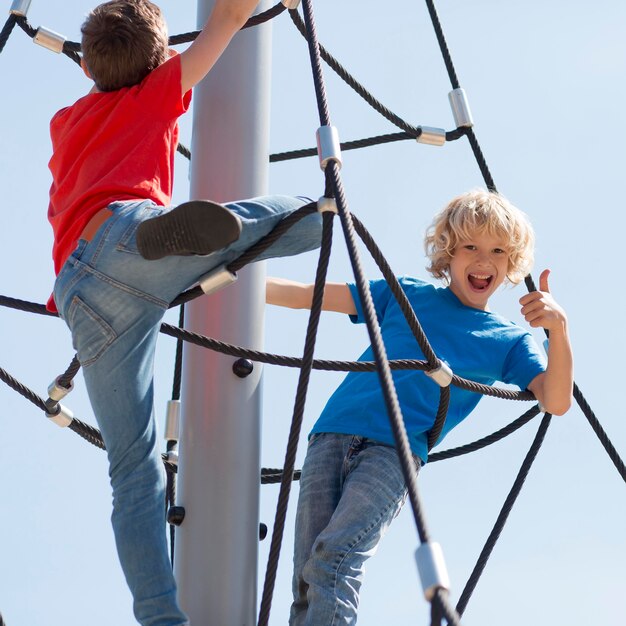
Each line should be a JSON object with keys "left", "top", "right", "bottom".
{"left": 81, "top": 0, "right": 168, "bottom": 92}
{"left": 424, "top": 189, "right": 535, "bottom": 285}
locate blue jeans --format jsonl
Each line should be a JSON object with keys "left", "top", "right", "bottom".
{"left": 53, "top": 195, "right": 321, "bottom": 626}
{"left": 290, "top": 433, "right": 422, "bottom": 626}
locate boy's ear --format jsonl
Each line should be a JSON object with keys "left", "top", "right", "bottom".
{"left": 80, "top": 57, "right": 92, "bottom": 79}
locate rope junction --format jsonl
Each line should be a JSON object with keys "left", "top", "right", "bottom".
{"left": 1, "top": 1, "right": 625, "bottom": 625}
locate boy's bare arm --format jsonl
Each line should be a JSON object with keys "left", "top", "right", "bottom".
{"left": 179, "top": 0, "right": 260, "bottom": 93}
{"left": 521, "top": 269, "right": 574, "bottom": 416}
{"left": 266, "top": 277, "right": 357, "bottom": 315}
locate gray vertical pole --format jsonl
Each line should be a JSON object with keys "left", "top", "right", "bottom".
{"left": 173, "top": 2, "right": 271, "bottom": 624}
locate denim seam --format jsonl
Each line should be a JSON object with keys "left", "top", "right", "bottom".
{"left": 71, "top": 257, "right": 169, "bottom": 309}
{"left": 55, "top": 264, "right": 88, "bottom": 315}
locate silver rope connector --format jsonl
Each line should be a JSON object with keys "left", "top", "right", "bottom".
{"left": 415, "top": 542, "right": 451, "bottom": 601}
{"left": 417, "top": 127, "right": 446, "bottom": 147}
{"left": 47, "top": 377, "right": 74, "bottom": 403}
{"left": 34, "top": 26, "right": 66, "bottom": 54}
{"left": 46, "top": 403, "right": 74, "bottom": 428}
{"left": 164, "top": 399, "right": 181, "bottom": 442}
{"left": 198, "top": 266, "right": 237, "bottom": 296}
{"left": 425, "top": 361, "right": 453, "bottom": 387}
{"left": 316, "top": 125, "right": 342, "bottom": 171}
{"left": 448, "top": 88, "right": 474, "bottom": 128}
{"left": 281, "top": 0, "right": 301, "bottom": 8}
{"left": 317, "top": 196, "right": 338, "bottom": 214}
{"left": 166, "top": 449, "right": 179, "bottom": 465}
{"left": 10, "top": 0, "right": 31, "bottom": 16}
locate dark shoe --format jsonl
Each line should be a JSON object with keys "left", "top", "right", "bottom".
{"left": 137, "top": 200, "right": 242, "bottom": 261}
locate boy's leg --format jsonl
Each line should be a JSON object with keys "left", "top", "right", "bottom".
{"left": 51, "top": 194, "right": 322, "bottom": 624}
{"left": 133, "top": 195, "right": 322, "bottom": 285}
{"left": 54, "top": 248, "right": 187, "bottom": 626}
{"left": 290, "top": 434, "right": 347, "bottom": 626}
{"left": 296, "top": 438, "right": 418, "bottom": 626}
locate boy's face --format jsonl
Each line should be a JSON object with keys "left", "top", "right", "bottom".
{"left": 447, "top": 230, "right": 509, "bottom": 310}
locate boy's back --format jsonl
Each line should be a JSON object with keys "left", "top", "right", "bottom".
{"left": 48, "top": 55, "right": 191, "bottom": 278}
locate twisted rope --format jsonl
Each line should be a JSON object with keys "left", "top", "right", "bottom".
{"left": 0, "top": 293, "right": 537, "bottom": 401}
{"left": 56, "top": 355, "right": 81, "bottom": 390}
{"left": 0, "top": 14, "right": 17, "bottom": 55}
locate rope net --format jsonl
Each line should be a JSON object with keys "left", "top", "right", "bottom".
{"left": 0, "top": 2, "right": 624, "bottom": 625}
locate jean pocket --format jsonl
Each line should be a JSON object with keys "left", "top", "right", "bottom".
{"left": 67, "top": 295, "right": 117, "bottom": 367}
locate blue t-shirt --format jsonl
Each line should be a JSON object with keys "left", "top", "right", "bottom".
{"left": 311, "top": 277, "right": 546, "bottom": 462}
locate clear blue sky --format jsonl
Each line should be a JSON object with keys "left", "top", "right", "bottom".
{"left": 1, "top": 1, "right": 625, "bottom": 625}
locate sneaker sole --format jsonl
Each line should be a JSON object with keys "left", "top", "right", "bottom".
{"left": 137, "top": 200, "right": 242, "bottom": 261}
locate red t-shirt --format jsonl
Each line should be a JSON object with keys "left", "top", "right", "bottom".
{"left": 47, "top": 54, "right": 192, "bottom": 311}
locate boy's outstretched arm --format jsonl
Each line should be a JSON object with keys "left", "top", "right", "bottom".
{"left": 266, "top": 277, "right": 357, "bottom": 315}
{"left": 521, "top": 269, "right": 574, "bottom": 415}
{"left": 180, "top": 0, "right": 260, "bottom": 93}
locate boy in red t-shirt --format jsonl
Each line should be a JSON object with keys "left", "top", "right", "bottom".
{"left": 48, "top": 2, "right": 321, "bottom": 624}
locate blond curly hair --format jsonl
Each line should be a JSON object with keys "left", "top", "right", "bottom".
{"left": 424, "top": 189, "right": 534, "bottom": 285}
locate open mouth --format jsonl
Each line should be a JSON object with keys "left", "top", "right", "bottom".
{"left": 468, "top": 273, "right": 493, "bottom": 291}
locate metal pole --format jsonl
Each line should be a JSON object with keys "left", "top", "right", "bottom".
{"left": 174, "top": 2, "right": 271, "bottom": 624}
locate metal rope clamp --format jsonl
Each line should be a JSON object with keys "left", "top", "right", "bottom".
{"left": 47, "top": 376, "right": 75, "bottom": 403}
{"left": 417, "top": 126, "right": 446, "bottom": 147}
{"left": 425, "top": 360, "right": 453, "bottom": 387}
{"left": 10, "top": 0, "right": 31, "bottom": 16}
{"left": 415, "top": 541, "right": 451, "bottom": 601}
{"left": 316, "top": 125, "right": 342, "bottom": 171}
{"left": 46, "top": 403, "right": 74, "bottom": 428}
{"left": 33, "top": 26, "right": 66, "bottom": 54}
{"left": 198, "top": 265, "right": 237, "bottom": 296}
{"left": 164, "top": 399, "right": 180, "bottom": 443}
{"left": 317, "top": 196, "right": 338, "bottom": 214}
{"left": 281, "top": 0, "right": 301, "bottom": 8}
{"left": 448, "top": 87, "right": 474, "bottom": 128}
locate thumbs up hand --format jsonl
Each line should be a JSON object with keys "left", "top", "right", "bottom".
{"left": 519, "top": 269, "right": 568, "bottom": 334}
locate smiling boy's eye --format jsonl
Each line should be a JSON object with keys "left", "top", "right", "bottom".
{"left": 493, "top": 248, "right": 505, "bottom": 254}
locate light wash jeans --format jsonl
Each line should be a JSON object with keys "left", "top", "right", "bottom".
{"left": 290, "top": 433, "right": 422, "bottom": 626}
{"left": 53, "top": 196, "right": 321, "bottom": 626}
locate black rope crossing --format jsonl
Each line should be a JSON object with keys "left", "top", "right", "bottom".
{"left": 0, "top": 2, "right": 624, "bottom": 625}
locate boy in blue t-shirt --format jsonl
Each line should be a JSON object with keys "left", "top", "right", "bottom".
{"left": 266, "top": 189, "right": 573, "bottom": 626}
